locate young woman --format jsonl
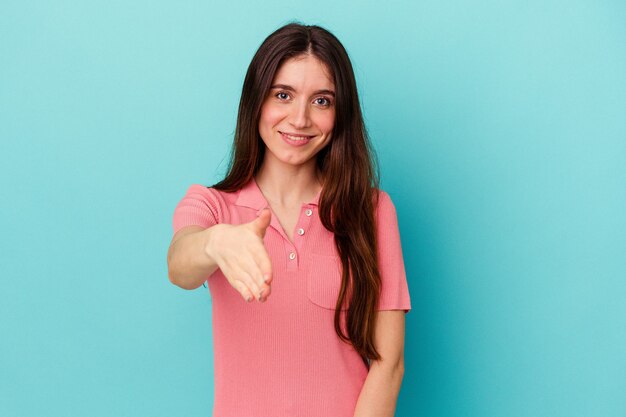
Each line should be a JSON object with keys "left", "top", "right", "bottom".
{"left": 167, "top": 22, "right": 411, "bottom": 417}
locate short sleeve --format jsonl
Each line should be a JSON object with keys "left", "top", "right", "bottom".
{"left": 172, "top": 184, "right": 221, "bottom": 235}
{"left": 375, "top": 191, "right": 412, "bottom": 313}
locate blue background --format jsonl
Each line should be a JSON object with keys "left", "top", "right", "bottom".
{"left": 1, "top": 1, "right": 624, "bottom": 416}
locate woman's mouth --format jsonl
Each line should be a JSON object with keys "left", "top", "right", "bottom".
{"left": 279, "top": 131, "right": 314, "bottom": 146}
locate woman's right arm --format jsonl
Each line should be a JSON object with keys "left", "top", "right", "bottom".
{"left": 167, "top": 209, "right": 273, "bottom": 301}
{"left": 167, "top": 225, "right": 220, "bottom": 290}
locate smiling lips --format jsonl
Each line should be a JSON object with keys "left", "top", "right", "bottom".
{"left": 279, "top": 131, "right": 315, "bottom": 146}
{"left": 280, "top": 131, "right": 315, "bottom": 140}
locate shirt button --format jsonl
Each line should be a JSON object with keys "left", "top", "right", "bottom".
{"left": 305, "top": 208, "right": 313, "bottom": 216}
{"left": 297, "top": 228, "right": 305, "bottom": 235}
{"left": 289, "top": 252, "right": 296, "bottom": 260}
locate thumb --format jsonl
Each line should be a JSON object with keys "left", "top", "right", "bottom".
{"left": 250, "top": 207, "right": 272, "bottom": 237}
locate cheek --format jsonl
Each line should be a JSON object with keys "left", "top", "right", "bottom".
{"left": 316, "top": 112, "right": 335, "bottom": 134}
{"left": 259, "top": 104, "right": 285, "bottom": 129}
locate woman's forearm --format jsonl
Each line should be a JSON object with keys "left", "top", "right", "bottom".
{"left": 167, "top": 226, "right": 220, "bottom": 290}
{"left": 353, "top": 361, "right": 405, "bottom": 417}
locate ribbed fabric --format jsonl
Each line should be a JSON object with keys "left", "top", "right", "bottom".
{"left": 172, "top": 177, "right": 411, "bottom": 417}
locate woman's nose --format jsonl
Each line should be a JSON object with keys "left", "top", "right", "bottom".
{"left": 289, "top": 100, "right": 311, "bottom": 128}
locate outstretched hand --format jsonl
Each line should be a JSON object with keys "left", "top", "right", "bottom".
{"left": 205, "top": 208, "right": 273, "bottom": 303}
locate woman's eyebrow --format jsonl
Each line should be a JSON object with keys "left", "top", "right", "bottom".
{"left": 270, "top": 83, "right": 335, "bottom": 97}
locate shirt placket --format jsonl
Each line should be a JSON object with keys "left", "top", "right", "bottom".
{"left": 256, "top": 196, "right": 318, "bottom": 273}
{"left": 290, "top": 205, "right": 315, "bottom": 271}
{"left": 261, "top": 204, "right": 314, "bottom": 272}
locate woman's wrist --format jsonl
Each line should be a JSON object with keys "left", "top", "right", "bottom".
{"left": 203, "top": 224, "right": 222, "bottom": 262}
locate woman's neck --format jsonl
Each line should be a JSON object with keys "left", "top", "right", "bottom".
{"left": 255, "top": 163, "right": 322, "bottom": 208}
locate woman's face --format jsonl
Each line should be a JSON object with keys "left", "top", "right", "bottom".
{"left": 258, "top": 54, "right": 336, "bottom": 172}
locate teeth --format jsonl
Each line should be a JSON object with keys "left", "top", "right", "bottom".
{"left": 283, "top": 133, "right": 311, "bottom": 141}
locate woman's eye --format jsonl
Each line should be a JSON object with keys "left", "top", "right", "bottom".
{"left": 316, "top": 97, "right": 331, "bottom": 106}
{"left": 317, "top": 97, "right": 333, "bottom": 107}
{"left": 276, "top": 92, "right": 290, "bottom": 100}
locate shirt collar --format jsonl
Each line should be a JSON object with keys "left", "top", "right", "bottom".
{"left": 236, "top": 176, "right": 321, "bottom": 214}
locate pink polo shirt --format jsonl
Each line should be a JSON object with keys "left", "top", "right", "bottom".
{"left": 172, "top": 177, "right": 411, "bottom": 417}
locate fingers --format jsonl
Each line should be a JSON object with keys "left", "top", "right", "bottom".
{"left": 236, "top": 247, "right": 272, "bottom": 294}
{"left": 232, "top": 279, "right": 255, "bottom": 303}
{"left": 238, "top": 277, "right": 271, "bottom": 303}
{"left": 254, "top": 247, "right": 273, "bottom": 286}
{"left": 240, "top": 209, "right": 273, "bottom": 288}
{"left": 249, "top": 251, "right": 272, "bottom": 300}
{"left": 227, "top": 261, "right": 271, "bottom": 303}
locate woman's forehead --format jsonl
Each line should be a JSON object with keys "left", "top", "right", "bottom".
{"left": 273, "top": 55, "right": 335, "bottom": 90}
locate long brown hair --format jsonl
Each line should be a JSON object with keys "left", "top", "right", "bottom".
{"left": 212, "top": 21, "right": 382, "bottom": 368}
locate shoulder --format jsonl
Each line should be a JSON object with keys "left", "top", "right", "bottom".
{"left": 180, "top": 184, "right": 236, "bottom": 207}
{"left": 371, "top": 188, "right": 402, "bottom": 234}
{"left": 172, "top": 184, "right": 238, "bottom": 232}
{"left": 174, "top": 184, "right": 235, "bottom": 219}
{"left": 373, "top": 188, "right": 397, "bottom": 214}
{"left": 183, "top": 183, "right": 220, "bottom": 198}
